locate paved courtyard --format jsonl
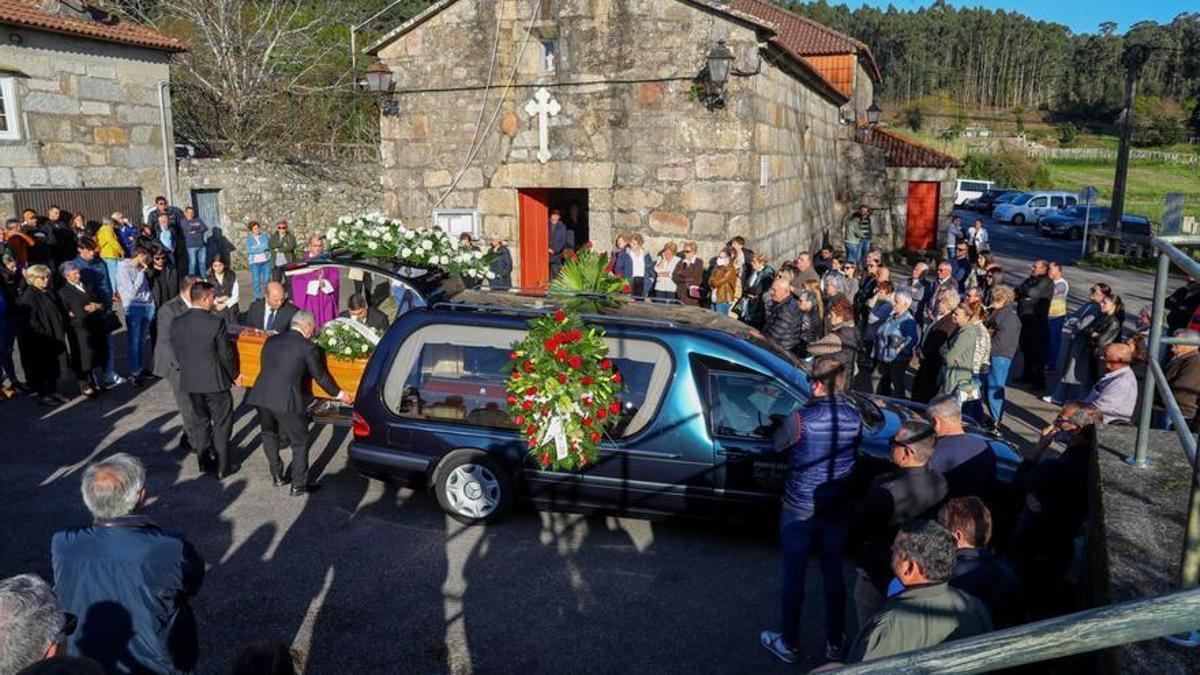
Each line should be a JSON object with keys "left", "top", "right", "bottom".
{"left": 0, "top": 212, "right": 1171, "bottom": 673}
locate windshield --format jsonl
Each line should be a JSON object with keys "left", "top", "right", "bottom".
{"left": 1011, "top": 194, "right": 1033, "bottom": 205}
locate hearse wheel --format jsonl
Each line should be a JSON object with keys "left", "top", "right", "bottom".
{"left": 433, "top": 452, "right": 513, "bottom": 525}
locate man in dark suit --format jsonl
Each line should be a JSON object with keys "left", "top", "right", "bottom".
{"left": 171, "top": 281, "right": 239, "bottom": 478}
{"left": 245, "top": 310, "right": 349, "bottom": 495}
{"left": 152, "top": 275, "right": 202, "bottom": 457}
{"left": 548, "top": 209, "right": 567, "bottom": 277}
{"left": 338, "top": 293, "right": 388, "bottom": 333}
{"left": 912, "top": 289, "right": 961, "bottom": 403}
{"left": 238, "top": 281, "right": 297, "bottom": 332}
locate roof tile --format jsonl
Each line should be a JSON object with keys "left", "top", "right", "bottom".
{"left": 0, "top": 0, "right": 186, "bottom": 53}
{"left": 730, "top": 0, "right": 882, "bottom": 83}
{"left": 861, "top": 127, "right": 962, "bottom": 169}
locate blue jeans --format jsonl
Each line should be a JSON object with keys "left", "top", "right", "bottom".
{"left": 1047, "top": 317, "right": 1065, "bottom": 368}
{"left": 103, "top": 259, "right": 121, "bottom": 296}
{"left": 125, "top": 304, "right": 154, "bottom": 376}
{"left": 187, "top": 246, "right": 206, "bottom": 276}
{"left": 712, "top": 302, "right": 731, "bottom": 315}
{"left": 847, "top": 239, "right": 871, "bottom": 266}
{"left": 250, "top": 261, "right": 271, "bottom": 300}
{"left": 986, "top": 356, "right": 1013, "bottom": 424}
{"left": 779, "top": 511, "right": 847, "bottom": 648}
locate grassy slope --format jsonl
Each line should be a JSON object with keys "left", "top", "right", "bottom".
{"left": 1042, "top": 161, "right": 1199, "bottom": 222}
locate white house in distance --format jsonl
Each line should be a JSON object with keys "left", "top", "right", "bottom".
{"left": 0, "top": 0, "right": 186, "bottom": 223}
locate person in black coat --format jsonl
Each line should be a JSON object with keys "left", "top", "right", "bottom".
{"left": 548, "top": 210, "right": 568, "bottom": 278}
{"left": 938, "top": 497, "right": 1023, "bottom": 628}
{"left": 16, "top": 265, "right": 70, "bottom": 404}
{"left": 170, "top": 282, "right": 239, "bottom": 477}
{"left": 487, "top": 236, "right": 513, "bottom": 290}
{"left": 911, "top": 289, "right": 961, "bottom": 404}
{"left": 762, "top": 278, "right": 803, "bottom": 354}
{"left": 1015, "top": 260, "right": 1054, "bottom": 389}
{"left": 338, "top": 293, "right": 388, "bottom": 334}
{"left": 153, "top": 276, "right": 201, "bottom": 454}
{"left": 239, "top": 281, "right": 298, "bottom": 332}
{"left": 245, "top": 310, "right": 349, "bottom": 494}
{"left": 57, "top": 262, "right": 109, "bottom": 397}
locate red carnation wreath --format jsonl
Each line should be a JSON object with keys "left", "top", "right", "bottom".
{"left": 506, "top": 245, "right": 627, "bottom": 471}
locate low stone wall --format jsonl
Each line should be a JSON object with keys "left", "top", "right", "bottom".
{"left": 177, "top": 157, "right": 384, "bottom": 265}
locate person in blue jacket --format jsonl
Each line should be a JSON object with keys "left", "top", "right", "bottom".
{"left": 52, "top": 453, "right": 205, "bottom": 673}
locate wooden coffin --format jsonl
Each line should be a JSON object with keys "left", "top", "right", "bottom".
{"left": 232, "top": 327, "right": 368, "bottom": 398}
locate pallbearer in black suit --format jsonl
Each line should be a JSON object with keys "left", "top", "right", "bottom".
{"left": 245, "top": 309, "right": 350, "bottom": 495}
{"left": 171, "top": 281, "right": 240, "bottom": 478}
{"left": 152, "top": 275, "right": 202, "bottom": 456}
{"left": 239, "top": 281, "right": 298, "bottom": 332}
{"left": 337, "top": 293, "right": 389, "bottom": 334}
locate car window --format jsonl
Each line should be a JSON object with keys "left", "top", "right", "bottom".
{"left": 382, "top": 325, "right": 673, "bottom": 438}
{"left": 709, "top": 371, "right": 803, "bottom": 439}
{"left": 1064, "top": 196, "right": 1077, "bottom": 206}
{"left": 1012, "top": 194, "right": 1032, "bottom": 205}
{"left": 1029, "top": 197, "right": 1047, "bottom": 207}
{"left": 1050, "top": 196, "right": 1064, "bottom": 208}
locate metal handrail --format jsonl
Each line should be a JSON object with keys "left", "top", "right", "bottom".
{"left": 831, "top": 587, "right": 1200, "bottom": 673}
{"left": 1132, "top": 235, "right": 1200, "bottom": 589}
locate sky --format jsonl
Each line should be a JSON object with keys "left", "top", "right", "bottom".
{"left": 844, "top": 1, "right": 1191, "bottom": 34}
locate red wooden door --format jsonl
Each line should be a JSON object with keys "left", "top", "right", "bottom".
{"left": 518, "top": 188, "right": 550, "bottom": 288}
{"left": 905, "top": 181, "right": 939, "bottom": 251}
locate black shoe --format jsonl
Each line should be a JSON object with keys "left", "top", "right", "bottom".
{"left": 272, "top": 475, "right": 290, "bottom": 488}
{"left": 290, "top": 484, "right": 320, "bottom": 497}
{"left": 217, "top": 463, "right": 241, "bottom": 480}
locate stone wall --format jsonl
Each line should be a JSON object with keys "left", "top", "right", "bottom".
{"left": 375, "top": 0, "right": 856, "bottom": 280}
{"left": 177, "top": 157, "right": 384, "bottom": 265}
{"left": 0, "top": 29, "right": 174, "bottom": 219}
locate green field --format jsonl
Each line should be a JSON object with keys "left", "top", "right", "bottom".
{"left": 1042, "top": 160, "right": 1199, "bottom": 223}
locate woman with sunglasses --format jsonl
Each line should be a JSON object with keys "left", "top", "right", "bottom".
{"left": 1044, "top": 284, "right": 1117, "bottom": 405}
{"left": 268, "top": 219, "right": 297, "bottom": 283}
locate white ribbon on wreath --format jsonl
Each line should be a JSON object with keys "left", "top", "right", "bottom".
{"left": 325, "top": 317, "right": 381, "bottom": 346}
{"left": 535, "top": 401, "right": 584, "bottom": 461}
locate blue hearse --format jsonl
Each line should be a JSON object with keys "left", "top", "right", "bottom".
{"left": 346, "top": 288, "right": 1022, "bottom": 525}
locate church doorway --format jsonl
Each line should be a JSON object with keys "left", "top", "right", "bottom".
{"left": 517, "top": 188, "right": 589, "bottom": 288}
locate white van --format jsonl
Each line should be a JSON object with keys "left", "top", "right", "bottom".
{"left": 992, "top": 190, "right": 1078, "bottom": 225}
{"left": 955, "top": 179, "right": 994, "bottom": 206}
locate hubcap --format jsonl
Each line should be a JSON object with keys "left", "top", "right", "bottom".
{"left": 444, "top": 464, "right": 501, "bottom": 519}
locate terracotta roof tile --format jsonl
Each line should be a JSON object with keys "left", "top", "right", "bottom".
{"left": 0, "top": 1, "right": 186, "bottom": 53}
{"left": 862, "top": 127, "right": 962, "bottom": 169}
{"left": 730, "top": 0, "right": 882, "bottom": 83}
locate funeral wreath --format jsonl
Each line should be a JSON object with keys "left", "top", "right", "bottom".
{"left": 325, "top": 213, "right": 496, "bottom": 281}
{"left": 315, "top": 318, "right": 382, "bottom": 362}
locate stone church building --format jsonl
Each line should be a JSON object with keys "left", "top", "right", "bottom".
{"left": 369, "top": 0, "right": 956, "bottom": 287}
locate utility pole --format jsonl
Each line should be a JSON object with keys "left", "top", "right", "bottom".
{"left": 1108, "top": 44, "right": 1152, "bottom": 231}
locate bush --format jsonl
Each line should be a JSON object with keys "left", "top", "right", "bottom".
{"left": 1058, "top": 123, "right": 1078, "bottom": 146}
{"left": 1132, "top": 96, "right": 1187, "bottom": 147}
{"left": 961, "top": 149, "right": 1050, "bottom": 189}
{"left": 902, "top": 104, "right": 925, "bottom": 132}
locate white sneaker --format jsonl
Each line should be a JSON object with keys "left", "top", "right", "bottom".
{"left": 760, "top": 630, "right": 797, "bottom": 664}
{"left": 1040, "top": 395, "right": 1061, "bottom": 405}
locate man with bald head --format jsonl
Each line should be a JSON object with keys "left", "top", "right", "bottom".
{"left": 239, "top": 280, "right": 298, "bottom": 332}
{"left": 1085, "top": 343, "right": 1138, "bottom": 424}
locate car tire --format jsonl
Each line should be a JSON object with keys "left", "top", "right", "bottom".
{"left": 1012, "top": 213, "right": 1025, "bottom": 225}
{"left": 432, "top": 451, "right": 514, "bottom": 525}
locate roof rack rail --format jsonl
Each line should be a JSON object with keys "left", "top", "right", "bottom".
{"left": 431, "top": 301, "right": 679, "bottom": 329}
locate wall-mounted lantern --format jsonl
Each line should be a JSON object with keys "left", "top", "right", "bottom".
{"left": 362, "top": 60, "right": 400, "bottom": 117}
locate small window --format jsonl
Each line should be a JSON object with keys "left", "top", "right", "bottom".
{"left": 709, "top": 371, "right": 803, "bottom": 440}
{"left": 0, "top": 75, "right": 19, "bottom": 141}
{"left": 1064, "top": 196, "right": 1077, "bottom": 206}
{"left": 539, "top": 40, "right": 557, "bottom": 74}
{"left": 432, "top": 209, "right": 480, "bottom": 239}
{"left": 1029, "top": 197, "right": 1047, "bottom": 207}
{"left": 1050, "top": 196, "right": 1064, "bottom": 208}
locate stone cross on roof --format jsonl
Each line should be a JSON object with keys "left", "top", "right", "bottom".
{"left": 524, "top": 87, "right": 560, "bottom": 164}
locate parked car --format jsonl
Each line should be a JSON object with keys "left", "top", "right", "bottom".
{"left": 993, "top": 190, "right": 1078, "bottom": 225}
{"left": 966, "top": 188, "right": 1018, "bottom": 213}
{"left": 955, "top": 178, "right": 995, "bottom": 206}
{"left": 1038, "top": 207, "right": 1154, "bottom": 240}
{"left": 347, "top": 287, "right": 1023, "bottom": 525}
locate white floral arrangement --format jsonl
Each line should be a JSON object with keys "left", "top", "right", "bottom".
{"left": 314, "top": 319, "right": 381, "bottom": 362}
{"left": 325, "top": 213, "right": 496, "bottom": 280}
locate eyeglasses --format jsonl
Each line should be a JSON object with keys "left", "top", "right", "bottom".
{"left": 60, "top": 612, "right": 77, "bottom": 639}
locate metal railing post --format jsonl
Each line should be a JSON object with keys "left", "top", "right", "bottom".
{"left": 1183, "top": 443, "right": 1200, "bottom": 588}
{"left": 1132, "top": 251, "right": 1170, "bottom": 466}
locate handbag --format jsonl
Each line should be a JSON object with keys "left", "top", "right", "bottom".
{"left": 101, "top": 311, "right": 122, "bottom": 333}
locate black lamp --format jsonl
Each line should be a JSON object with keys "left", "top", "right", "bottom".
{"left": 866, "top": 101, "right": 882, "bottom": 125}
{"left": 363, "top": 60, "right": 399, "bottom": 116}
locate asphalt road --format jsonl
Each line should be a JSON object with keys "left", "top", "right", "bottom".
{"left": 0, "top": 212, "right": 1175, "bottom": 674}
